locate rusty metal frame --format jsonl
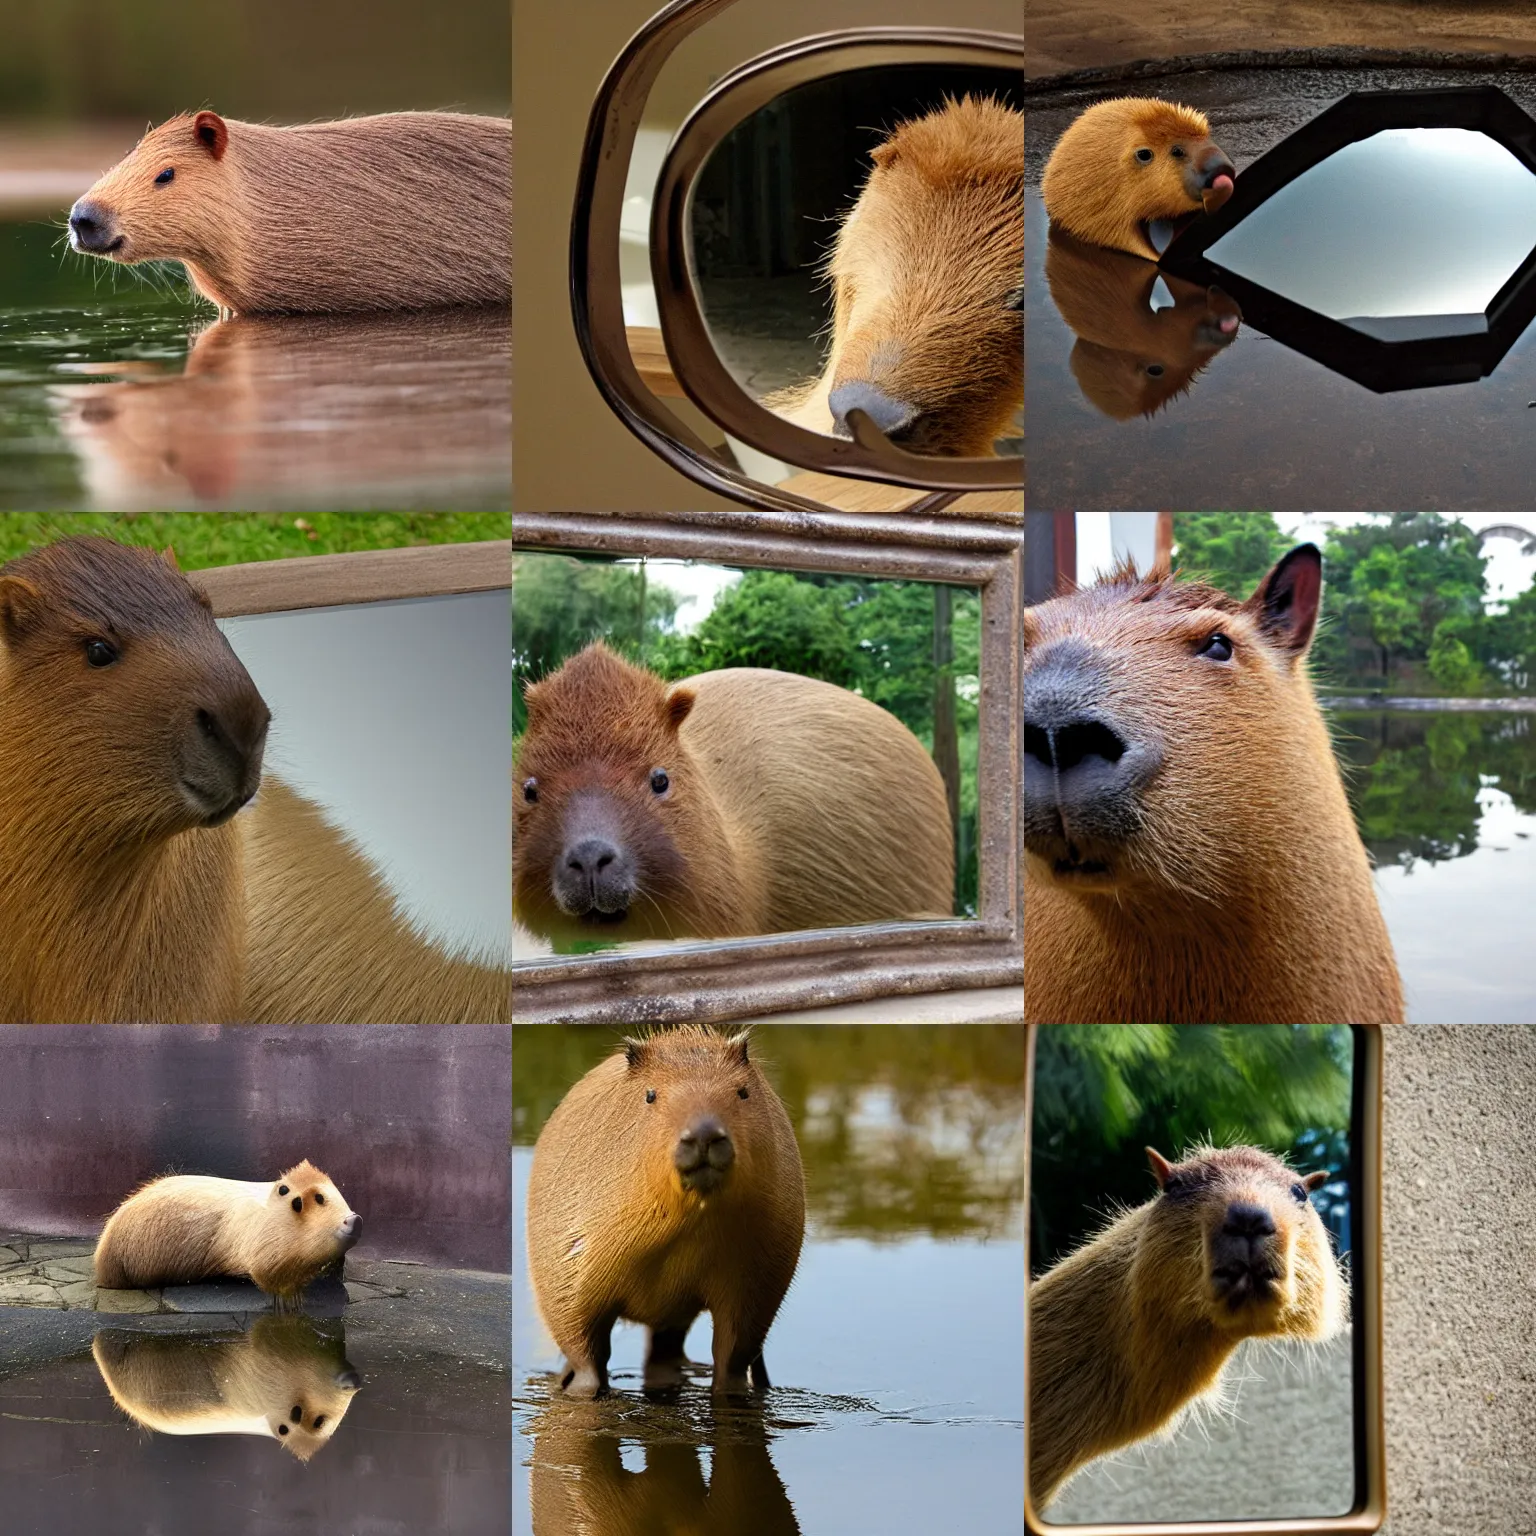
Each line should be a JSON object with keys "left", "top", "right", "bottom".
{"left": 512, "top": 511, "right": 1023, "bottom": 1025}
{"left": 1023, "top": 1024, "right": 1387, "bottom": 1536}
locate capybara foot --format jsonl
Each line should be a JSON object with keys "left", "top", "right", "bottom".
{"left": 713, "top": 1352, "right": 769, "bottom": 1395}
{"left": 643, "top": 1327, "right": 689, "bottom": 1391}
{"left": 559, "top": 1361, "right": 608, "bottom": 1398}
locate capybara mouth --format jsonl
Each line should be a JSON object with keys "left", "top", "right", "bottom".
{"left": 1213, "top": 1261, "right": 1281, "bottom": 1308}
{"left": 679, "top": 1165, "right": 728, "bottom": 1195}
{"left": 181, "top": 778, "right": 255, "bottom": 828}
{"left": 579, "top": 907, "right": 629, "bottom": 926}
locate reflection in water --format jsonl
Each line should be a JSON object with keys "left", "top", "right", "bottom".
{"left": 1045, "top": 226, "right": 1241, "bottom": 418}
{"left": 92, "top": 1317, "right": 361, "bottom": 1461}
{"left": 49, "top": 306, "right": 510, "bottom": 509}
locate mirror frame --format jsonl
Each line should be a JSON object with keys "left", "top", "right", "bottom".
{"left": 1160, "top": 86, "right": 1536, "bottom": 393}
{"left": 511, "top": 510, "right": 1022, "bottom": 1025}
{"left": 570, "top": 0, "right": 1023, "bottom": 516}
{"left": 1023, "top": 1023, "right": 1387, "bottom": 1536}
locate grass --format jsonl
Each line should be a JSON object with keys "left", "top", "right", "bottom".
{"left": 0, "top": 512, "right": 511, "bottom": 570}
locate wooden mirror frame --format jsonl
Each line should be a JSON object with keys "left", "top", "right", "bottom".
{"left": 512, "top": 510, "right": 1022, "bottom": 1025}
{"left": 1023, "top": 1023, "right": 1387, "bottom": 1536}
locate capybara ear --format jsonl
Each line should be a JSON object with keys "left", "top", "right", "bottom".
{"left": 870, "top": 137, "right": 901, "bottom": 171}
{"left": 0, "top": 575, "right": 43, "bottom": 647}
{"left": 665, "top": 685, "right": 696, "bottom": 732}
{"left": 728, "top": 1031, "right": 750, "bottom": 1066}
{"left": 522, "top": 675, "right": 545, "bottom": 722}
{"left": 1304, "top": 1169, "right": 1330, "bottom": 1191}
{"left": 1146, "top": 1147, "right": 1175, "bottom": 1188}
{"left": 623, "top": 1037, "right": 649, "bottom": 1070}
{"left": 193, "top": 111, "right": 229, "bottom": 161}
{"left": 162, "top": 545, "right": 179, "bottom": 570}
{"left": 1242, "top": 543, "right": 1322, "bottom": 661}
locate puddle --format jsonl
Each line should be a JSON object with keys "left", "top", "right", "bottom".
{"left": 1026, "top": 66, "right": 1536, "bottom": 508}
{"left": 512, "top": 1024, "right": 1025, "bottom": 1536}
{"left": 0, "top": 220, "right": 510, "bottom": 510}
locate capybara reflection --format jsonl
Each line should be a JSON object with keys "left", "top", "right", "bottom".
{"left": 771, "top": 96, "right": 1023, "bottom": 456}
{"left": 93, "top": 1317, "right": 362, "bottom": 1462}
{"left": 526, "top": 1027, "right": 805, "bottom": 1397}
{"left": 1043, "top": 97, "right": 1235, "bottom": 262}
{"left": 69, "top": 110, "right": 511, "bottom": 313}
{"left": 1030, "top": 1144, "right": 1347, "bottom": 1507}
{"left": 1024, "top": 545, "right": 1404, "bottom": 1023}
{"left": 1045, "top": 226, "right": 1241, "bottom": 419}
{"left": 514, "top": 642, "right": 954, "bottom": 949}
{"left": 0, "top": 537, "right": 268, "bottom": 1023}
{"left": 94, "top": 1160, "right": 361, "bottom": 1302}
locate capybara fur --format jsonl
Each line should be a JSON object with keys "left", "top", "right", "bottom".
{"left": 1042, "top": 97, "right": 1235, "bottom": 263}
{"left": 1045, "top": 225, "right": 1241, "bottom": 419}
{"left": 1030, "top": 1144, "right": 1347, "bottom": 1508}
{"left": 93, "top": 1159, "right": 361, "bottom": 1302}
{"left": 69, "top": 110, "right": 511, "bottom": 314}
{"left": 93, "top": 1317, "right": 362, "bottom": 1462}
{"left": 525, "top": 1026, "right": 805, "bottom": 1397}
{"left": 0, "top": 536, "right": 269, "bottom": 1023}
{"left": 514, "top": 642, "right": 955, "bottom": 949}
{"left": 1024, "top": 544, "right": 1405, "bottom": 1024}
{"left": 772, "top": 96, "right": 1023, "bottom": 457}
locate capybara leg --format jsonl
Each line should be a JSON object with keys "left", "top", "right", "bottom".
{"left": 711, "top": 1321, "right": 767, "bottom": 1396}
{"left": 643, "top": 1326, "right": 690, "bottom": 1391}
{"left": 560, "top": 1324, "right": 612, "bottom": 1398}
{"left": 747, "top": 1352, "right": 771, "bottom": 1390}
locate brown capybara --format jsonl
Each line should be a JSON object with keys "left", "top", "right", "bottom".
{"left": 1045, "top": 224, "right": 1241, "bottom": 419}
{"left": 772, "top": 95, "right": 1023, "bottom": 457}
{"left": 1042, "top": 97, "right": 1235, "bottom": 263}
{"left": 513, "top": 642, "right": 955, "bottom": 950}
{"left": 93, "top": 1317, "right": 362, "bottom": 1462}
{"left": 93, "top": 1159, "right": 361, "bottom": 1302}
{"left": 68, "top": 110, "right": 511, "bottom": 314}
{"left": 0, "top": 536, "right": 269, "bottom": 1024}
{"left": 1030, "top": 1144, "right": 1347, "bottom": 1508}
{"left": 1024, "top": 544, "right": 1404, "bottom": 1024}
{"left": 525, "top": 1026, "right": 805, "bottom": 1397}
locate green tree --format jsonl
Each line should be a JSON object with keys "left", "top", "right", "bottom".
{"left": 1172, "top": 512, "right": 1289, "bottom": 599}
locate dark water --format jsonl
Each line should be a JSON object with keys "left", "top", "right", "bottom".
{"left": 0, "top": 221, "right": 510, "bottom": 510}
{"left": 1026, "top": 68, "right": 1536, "bottom": 509}
{"left": 1332, "top": 706, "right": 1536, "bottom": 1021}
{"left": 512, "top": 1024, "right": 1025, "bottom": 1536}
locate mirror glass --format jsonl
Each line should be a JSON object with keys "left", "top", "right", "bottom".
{"left": 686, "top": 64, "right": 1024, "bottom": 460}
{"left": 1206, "top": 128, "right": 1536, "bottom": 337}
{"left": 512, "top": 553, "right": 981, "bottom": 959}
{"left": 1029, "top": 1023, "right": 1359, "bottom": 1523}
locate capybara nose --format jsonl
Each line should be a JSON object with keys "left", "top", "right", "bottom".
{"left": 1222, "top": 1201, "right": 1276, "bottom": 1240}
{"left": 556, "top": 835, "right": 635, "bottom": 917}
{"left": 1199, "top": 151, "right": 1236, "bottom": 190}
{"left": 68, "top": 199, "right": 117, "bottom": 252}
{"left": 188, "top": 681, "right": 270, "bottom": 820}
{"left": 674, "top": 1116, "right": 735, "bottom": 1176}
{"left": 336, "top": 1212, "right": 362, "bottom": 1247}
{"left": 334, "top": 1369, "right": 362, "bottom": 1390}
{"left": 829, "top": 380, "right": 919, "bottom": 441}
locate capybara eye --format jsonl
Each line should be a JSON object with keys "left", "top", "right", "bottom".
{"left": 1170, "top": 145, "right": 1186, "bottom": 160}
{"left": 522, "top": 777, "right": 538, "bottom": 803}
{"left": 1134, "top": 147, "right": 1154, "bottom": 164}
{"left": 1291, "top": 1182, "right": 1309, "bottom": 1204}
{"left": 1198, "top": 633, "right": 1234, "bottom": 662}
{"left": 278, "top": 1185, "right": 289, "bottom": 1196}
{"left": 291, "top": 1196, "right": 303, "bottom": 1212}
{"left": 649, "top": 768, "right": 670, "bottom": 795}
{"left": 738, "top": 1086, "right": 749, "bottom": 1099}
{"left": 315, "top": 1192, "right": 325, "bottom": 1205}
{"left": 313, "top": 1415, "right": 327, "bottom": 1429}
{"left": 1144, "top": 364, "right": 1165, "bottom": 378}
{"left": 84, "top": 639, "right": 118, "bottom": 668}
{"left": 155, "top": 167, "right": 175, "bottom": 185}
{"left": 645, "top": 1088, "right": 657, "bottom": 1104}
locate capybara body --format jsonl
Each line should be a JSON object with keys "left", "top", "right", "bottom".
{"left": 1024, "top": 544, "right": 1405, "bottom": 1024}
{"left": 525, "top": 1026, "right": 805, "bottom": 1397}
{"left": 93, "top": 1159, "right": 361, "bottom": 1301}
{"left": 93, "top": 1317, "right": 362, "bottom": 1461}
{"left": 514, "top": 642, "right": 955, "bottom": 949}
{"left": 1042, "top": 97, "right": 1235, "bottom": 262}
{"left": 69, "top": 110, "right": 511, "bottom": 313}
{"left": 1045, "top": 225, "right": 1241, "bottom": 419}
{"left": 773, "top": 96, "right": 1023, "bottom": 457}
{"left": 1030, "top": 1144, "right": 1347, "bottom": 1508}
{"left": 0, "top": 537, "right": 269, "bottom": 1023}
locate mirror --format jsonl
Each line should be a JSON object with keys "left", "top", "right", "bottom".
{"left": 1028, "top": 1023, "right": 1376, "bottom": 1527}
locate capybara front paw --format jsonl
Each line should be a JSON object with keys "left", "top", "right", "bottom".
{"left": 560, "top": 1363, "right": 607, "bottom": 1398}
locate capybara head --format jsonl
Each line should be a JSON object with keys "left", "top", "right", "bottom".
{"left": 1045, "top": 225, "right": 1241, "bottom": 419}
{"left": 0, "top": 536, "right": 269, "bottom": 842}
{"left": 252, "top": 1160, "right": 362, "bottom": 1299}
{"left": 68, "top": 111, "right": 236, "bottom": 270}
{"left": 1041, "top": 97, "right": 1235, "bottom": 262}
{"left": 1023, "top": 544, "right": 1327, "bottom": 905}
{"left": 1138, "top": 1144, "right": 1346, "bottom": 1342}
{"left": 818, "top": 95, "right": 1023, "bottom": 456}
{"left": 514, "top": 642, "right": 721, "bottom": 946}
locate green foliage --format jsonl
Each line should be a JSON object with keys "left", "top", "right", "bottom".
{"left": 1171, "top": 512, "right": 1290, "bottom": 599}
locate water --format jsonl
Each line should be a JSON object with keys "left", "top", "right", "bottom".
{"left": 511, "top": 1024, "right": 1025, "bottom": 1536}
{"left": 0, "top": 221, "right": 510, "bottom": 510}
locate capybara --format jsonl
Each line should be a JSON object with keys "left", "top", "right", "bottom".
{"left": 1045, "top": 224, "right": 1241, "bottom": 419}
{"left": 93, "top": 1316, "right": 362, "bottom": 1462}
{"left": 525, "top": 1026, "right": 805, "bottom": 1397}
{"left": 0, "top": 536, "right": 269, "bottom": 1024}
{"left": 1042, "top": 97, "right": 1235, "bottom": 263}
{"left": 513, "top": 642, "right": 955, "bottom": 949}
{"left": 93, "top": 1159, "right": 361, "bottom": 1302}
{"left": 771, "top": 96, "right": 1023, "bottom": 457}
{"left": 1024, "top": 544, "right": 1405, "bottom": 1023}
{"left": 1030, "top": 1144, "right": 1347, "bottom": 1508}
{"left": 68, "top": 110, "right": 511, "bottom": 314}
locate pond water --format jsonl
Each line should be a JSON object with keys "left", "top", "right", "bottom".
{"left": 0, "top": 221, "right": 510, "bottom": 510}
{"left": 1332, "top": 706, "right": 1536, "bottom": 1022}
{"left": 511, "top": 1024, "right": 1025, "bottom": 1536}
{"left": 1026, "top": 67, "right": 1536, "bottom": 509}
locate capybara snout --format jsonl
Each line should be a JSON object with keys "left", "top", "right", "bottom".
{"left": 674, "top": 1115, "right": 735, "bottom": 1193}
{"left": 182, "top": 674, "right": 270, "bottom": 827}
{"left": 550, "top": 789, "right": 651, "bottom": 920}
{"left": 67, "top": 198, "right": 121, "bottom": 255}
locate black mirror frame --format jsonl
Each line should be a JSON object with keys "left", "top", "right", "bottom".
{"left": 1160, "top": 86, "right": 1536, "bottom": 394}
